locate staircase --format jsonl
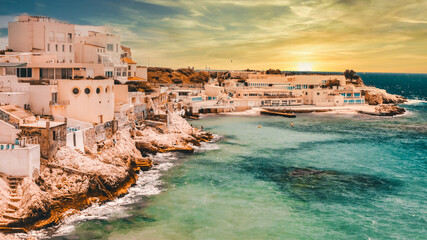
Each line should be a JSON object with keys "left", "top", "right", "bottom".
{"left": 0, "top": 177, "right": 24, "bottom": 226}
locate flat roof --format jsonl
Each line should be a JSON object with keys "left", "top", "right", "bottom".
{"left": 0, "top": 63, "right": 27, "bottom": 67}
{"left": 0, "top": 105, "right": 34, "bottom": 119}
{"left": 20, "top": 121, "right": 65, "bottom": 128}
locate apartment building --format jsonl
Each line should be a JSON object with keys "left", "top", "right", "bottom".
{"left": 245, "top": 74, "right": 346, "bottom": 89}
{"left": 74, "top": 25, "right": 128, "bottom": 80}
{"left": 8, "top": 16, "right": 75, "bottom": 64}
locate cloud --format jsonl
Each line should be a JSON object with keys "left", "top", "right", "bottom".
{"left": 0, "top": 0, "right": 426, "bottom": 72}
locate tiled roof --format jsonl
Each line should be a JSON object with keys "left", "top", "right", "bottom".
{"left": 121, "top": 57, "right": 137, "bottom": 64}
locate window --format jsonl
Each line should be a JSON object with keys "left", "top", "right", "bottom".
{"left": 72, "top": 88, "right": 79, "bottom": 95}
{"left": 84, "top": 88, "right": 91, "bottom": 94}
{"left": 55, "top": 44, "right": 58, "bottom": 52}
{"left": 68, "top": 33, "right": 72, "bottom": 43}
{"left": 40, "top": 68, "right": 54, "bottom": 79}
{"left": 354, "top": 93, "right": 360, "bottom": 98}
{"left": 96, "top": 88, "right": 101, "bottom": 94}
{"left": 53, "top": 131, "right": 56, "bottom": 140}
{"left": 55, "top": 68, "right": 72, "bottom": 79}
{"left": 51, "top": 92, "right": 58, "bottom": 104}
{"left": 62, "top": 45, "right": 65, "bottom": 52}
{"left": 105, "top": 71, "right": 113, "bottom": 77}
{"left": 69, "top": 45, "right": 72, "bottom": 52}
{"left": 49, "top": 32, "right": 54, "bottom": 41}
{"left": 346, "top": 93, "right": 352, "bottom": 97}
{"left": 128, "top": 66, "right": 131, "bottom": 70}
{"left": 107, "top": 44, "right": 114, "bottom": 51}
{"left": 17, "top": 68, "right": 32, "bottom": 78}
{"left": 128, "top": 72, "right": 131, "bottom": 76}
{"left": 47, "top": 43, "right": 50, "bottom": 51}
{"left": 317, "top": 92, "right": 320, "bottom": 95}
{"left": 56, "top": 32, "right": 65, "bottom": 42}
{"left": 6, "top": 68, "right": 16, "bottom": 76}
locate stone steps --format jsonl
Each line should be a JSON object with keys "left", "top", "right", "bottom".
{"left": 0, "top": 176, "right": 24, "bottom": 225}
{"left": 2, "top": 214, "right": 22, "bottom": 221}
{"left": 9, "top": 197, "right": 21, "bottom": 202}
{"left": 6, "top": 203, "right": 18, "bottom": 211}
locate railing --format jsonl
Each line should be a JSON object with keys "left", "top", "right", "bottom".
{"left": 16, "top": 136, "right": 40, "bottom": 147}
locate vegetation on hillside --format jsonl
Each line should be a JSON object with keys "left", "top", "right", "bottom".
{"left": 147, "top": 67, "right": 210, "bottom": 84}
{"left": 125, "top": 81, "right": 153, "bottom": 92}
{"left": 344, "top": 69, "right": 363, "bottom": 85}
{"left": 265, "top": 69, "right": 282, "bottom": 74}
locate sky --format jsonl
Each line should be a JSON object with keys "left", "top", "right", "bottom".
{"left": 0, "top": 0, "right": 426, "bottom": 73}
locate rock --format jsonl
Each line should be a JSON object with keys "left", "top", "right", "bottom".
{"left": 364, "top": 90, "right": 406, "bottom": 105}
{"left": 375, "top": 104, "right": 406, "bottom": 116}
{"left": 164, "top": 144, "right": 195, "bottom": 153}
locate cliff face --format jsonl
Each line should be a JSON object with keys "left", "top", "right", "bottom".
{"left": 0, "top": 115, "right": 211, "bottom": 234}
{"left": 1, "top": 129, "right": 150, "bottom": 230}
{"left": 134, "top": 113, "right": 212, "bottom": 154}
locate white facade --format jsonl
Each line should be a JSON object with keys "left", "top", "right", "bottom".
{"left": 136, "top": 66, "right": 148, "bottom": 80}
{"left": 0, "top": 144, "right": 40, "bottom": 178}
{"left": 52, "top": 79, "right": 115, "bottom": 124}
{"left": 246, "top": 74, "right": 346, "bottom": 89}
{"left": 29, "top": 84, "right": 58, "bottom": 115}
{"left": 0, "top": 119, "right": 20, "bottom": 144}
{"left": 8, "top": 16, "right": 75, "bottom": 64}
{"left": 75, "top": 25, "right": 127, "bottom": 80}
{"left": 0, "top": 74, "right": 30, "bottom": 109}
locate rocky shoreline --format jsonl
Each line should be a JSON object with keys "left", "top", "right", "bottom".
{"left": 0, "top": 114, "right": 212, "bottom": 237}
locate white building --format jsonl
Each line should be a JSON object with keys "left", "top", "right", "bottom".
{"left": 52, "top": 79, "right": 115, "bottom": 124}
{"left": 0, "top": 119, "right": 40, "bottom": 178}
{"left": 8, "top": 16, "right": 75, "bottom": 64}
{"left": 75, "top": 25, "right": 128, "bottom": 81}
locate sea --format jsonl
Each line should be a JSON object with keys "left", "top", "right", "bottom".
{"left": 30, "top": 73, "right": 426, "bottom": 240}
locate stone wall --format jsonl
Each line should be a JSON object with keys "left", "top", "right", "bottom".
{"left": 19, "top": 123, "right": 67, "bottom": 160}
{"left": 83, "top": 127, "right": 96, "bottom": 152}
{"left": 0, "top": 108, "right": 20, "bottom": 128}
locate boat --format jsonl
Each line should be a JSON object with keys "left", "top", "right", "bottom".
{"left": 260, "top": 109, "right": 296, "bottom": 118}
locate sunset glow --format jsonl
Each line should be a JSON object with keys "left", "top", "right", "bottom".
{"left": 296, "top": 63, "right": 313, "bottom": 72}
{"left": 0, "top": 0, "right": 426, "bottom": 72}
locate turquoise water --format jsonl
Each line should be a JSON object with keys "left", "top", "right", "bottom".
{"left": 42, "top": 73, "right": 426, "bottom": 240}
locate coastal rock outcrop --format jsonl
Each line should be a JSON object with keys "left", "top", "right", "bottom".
{"left": 375, "top": 104, "right": 406, "bottom": 116}
{"left": 134, "top": 113, "right": 213, "bottom": 155}
{"left": 364, "top": 90, "right": 406, "bottom": 105}
{"left": 0, "top": 128, "right": 151, "bottom": 231}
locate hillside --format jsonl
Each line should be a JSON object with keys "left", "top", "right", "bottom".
{"left": 147, "top": 67, "right": 211, "bottom": 84}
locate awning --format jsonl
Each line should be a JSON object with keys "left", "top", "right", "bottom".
{"left": 0, "top": 62, "right": 27, "bottom": 67}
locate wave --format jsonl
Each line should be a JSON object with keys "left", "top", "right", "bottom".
{"left": 25, "top": 139, "right": 221, "bottom": 239}
{"left": 403, "top": 99, "right": 427, "bottom": 105}
{"left": 26, "top": 158, "right": 175, "bottom": 239}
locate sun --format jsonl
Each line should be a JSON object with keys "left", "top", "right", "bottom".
{"left": 296, "top": 63, "right": 313, "bottom": 71}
